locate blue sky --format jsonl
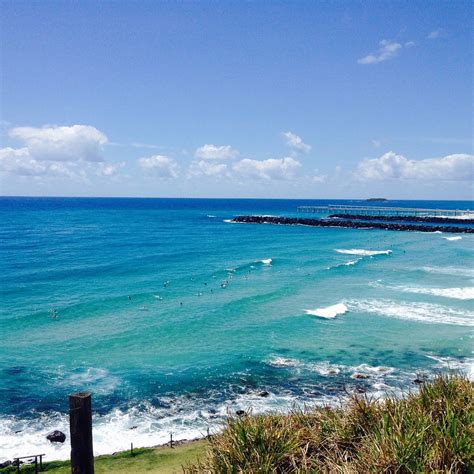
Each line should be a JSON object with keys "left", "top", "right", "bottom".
{"left": 1, "top": 1, "right": 472, "bottom": 199}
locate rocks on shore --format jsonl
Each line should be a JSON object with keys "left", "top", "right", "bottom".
{"left": 46, "top": 430, "right": 66, "bottom": 443}
{"left": 351, "top": 373, "right": 370, "bottom": 380}
{"left": 235, "top": 410, "right": 246, "bottom": 417}
{"left": 258, "top": 391, "right": 270, "bottom": 397}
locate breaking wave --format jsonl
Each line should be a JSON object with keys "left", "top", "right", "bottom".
{"left": 335, "top": 249, "right": 392, "bottom": 256}
{"left": 348, "top": 299, "right": 474, "bottom": 326}
{"left": 304, "top": 303, "right": 348, "bottom": 319}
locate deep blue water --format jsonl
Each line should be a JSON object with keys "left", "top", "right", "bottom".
{"left": 1, "top": 197, "right": 473, "bottom": 460}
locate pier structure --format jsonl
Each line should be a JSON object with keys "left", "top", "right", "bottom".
{"left": 296, "top": 205, "right": 472, "bottom": 218}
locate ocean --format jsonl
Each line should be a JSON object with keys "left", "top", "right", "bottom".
{"left": 1, "top": 197, "right": 473, "bottom": 461}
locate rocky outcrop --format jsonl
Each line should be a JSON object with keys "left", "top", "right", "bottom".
{"left": 46, "top": 430, "right": 66, "bottom": 443}
{"left": 232, "top": 216, "right": 474, "bottom": 234}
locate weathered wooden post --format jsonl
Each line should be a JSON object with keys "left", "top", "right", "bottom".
{"left": 69, "top": 392, "right": 94, "bottom": 474}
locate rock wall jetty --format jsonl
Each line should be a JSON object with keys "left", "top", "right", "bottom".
{"left": 329, "top": 214, "right": 474, "bottom": 225}
{"left": 232, "top": 215, "right": 474, "bottom": 234}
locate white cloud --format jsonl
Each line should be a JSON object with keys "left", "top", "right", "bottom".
{"left": 0, "top": 146, "right": 127, "bottom": 181}
{"left": 312, "top": 173, "right": 327, "bottom": 183}
{"left": 427, "top": 28, "right": 445, "bottom": 40}
{"left": 8, "top": 125, "right": 108, "bottom": 162}
{"left": 371, "top": 139, "right": 381, "bottom": 148}
{"left": 195, "top": 144, "right": 238, "bottom": 160}
{"left": 95, "top": 162, "right": 125, "bottom": 177}
{"left": 188, "top": 160, "right": 229, "bottom": 178}
{"left": 282, "top": 132, "right": 311, "bottom": 153}
{"left": 0, "top": 125, "right": 128, "bottom": 181}
{"left": 0, "top": 147, "right": 87, "bottom": 179}
{"left": 405, "top": 41, "right": 416, "bottom": 48}
{"left": 358, "top": 40, "right": 402, "bottom": 65}
{"left": 355, "top": 151, "right": 473, "bottom": 181}
{"left": 233, "top": 157, "right": 301, "bottom": 180}
{"left": 138, "top": 155, "right": 180, "bottom": 178}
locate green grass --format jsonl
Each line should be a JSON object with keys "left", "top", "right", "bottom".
{"left": 188, "top": 375, "right": 474, "bottom": 473}
{"left": 3, "top": 376, "right": 472, "bottom": 473}
{"left": 0, "top": 439, "right": 207, "bottom": 473}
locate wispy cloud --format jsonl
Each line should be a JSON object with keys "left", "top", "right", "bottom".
{"left": 131, "top": 142, "right": 164, "bottom": 150}
{"left": 282, "top": 132, "right": 311, "bottom": 153}
{"left": 195, "top": 144, "right": 239, "bottom": 160}
{"left": 427, "top": 28, "right": 445, "bottom": 40}
{"left": 358, "top": 40, "right": 402, "bottom": 65}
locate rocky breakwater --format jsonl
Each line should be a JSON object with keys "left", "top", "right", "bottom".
{"left": 329, "top": 214, "right": 474, "bottom": 225}
{"left": 232, "top": 215, "right": 474, "bottom": 234}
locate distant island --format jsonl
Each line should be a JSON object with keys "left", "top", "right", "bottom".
{"left": 366, "top": 198, "right": 388, "bottom": 202}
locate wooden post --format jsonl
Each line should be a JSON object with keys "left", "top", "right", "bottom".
{"left": 69, "top": 392, "right": 94, "bottom": 474}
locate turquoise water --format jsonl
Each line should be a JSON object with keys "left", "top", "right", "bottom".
{"left": 1, "top": 197, "right": 473, "bottom": 460}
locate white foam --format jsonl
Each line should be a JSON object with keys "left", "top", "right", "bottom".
{"left": 348, "top": 299, "right": 474, "bottom": 326}
{"left": 443, "top": 236, "right": 462, "bottom": 241}
{"left": 335, "top": 249, "right": 392, "bottom": 256}
{"left": 57, "top": 367, "right": 120, "bottom": 395}
{"left": 397, "top": 286, "right": 474, "bottom": 300}
{"left": 327, "top": 258, "right": 363, "bottom": 270}
{"left": 0, "top": 404, "right": 207, "bottom": 463}
{"left": 266, "top": 357, "right": 300, "bottom": 367}
{"left": 305, "top": 303, "right": 348, "bottom": 319}
{"left": 426, "top": 355, "right": 474, "bottom": 381}
{"left": 207, "top": 215, "right": 216, "bottom": 218}
{"left": 419, "top": 266, "right": 474, "bottom": 278}
{"left": 261, "top": 258, "right": 272, "bottom": 265}
{"left": 433, "top": 214, "right": 474, "bottom": 220}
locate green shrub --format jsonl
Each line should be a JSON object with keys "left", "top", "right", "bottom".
{"left": 188, "top": 375, "right": 473, "bottom": 473}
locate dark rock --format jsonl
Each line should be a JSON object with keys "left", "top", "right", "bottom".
{"left": 0, "top": 460, "right": 12, "bottom": 469}
{"left": 231, "top": 215, "right": 474, "bottom": 234}
{"left": 258, "top": 391, "right": 270, "bottom": 397}
{"left": 235, "top": 410, "right": 246, "bottom": 416}
{"left": 46, "top": 430, "right": 66, "bottom": 443}
{"left": 413, "top": 378, "right": 425, "bottom": 385}
{"left": 351, "top": 373, "right": 370, "bottom": 379}
{"left": 330, "top": 213, "right": 474, "bottom": 225}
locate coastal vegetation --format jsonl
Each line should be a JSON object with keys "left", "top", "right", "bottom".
{"left": 189, "top": 375, "right": 473, "bottom": 472}
{"left": 2, "top": 376, "right": 471, "bottom": 473}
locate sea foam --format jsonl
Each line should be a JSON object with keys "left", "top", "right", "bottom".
{"left": 335, "top": 249, "right": 392, "bottom": 256}
{"left": 418, "top": 266, "right": 474, "bottom": 278}
{"left": 348, "top": 299, "right": 474, "bottom": 326}
{"left": 305, "top": 303, "right": 348, "bottom": 319}
{"left": 398, "top": 286, "right": 474, "bottom": 300}
{"left": 443, "top": 236, "right": 462, "bottom": 241}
